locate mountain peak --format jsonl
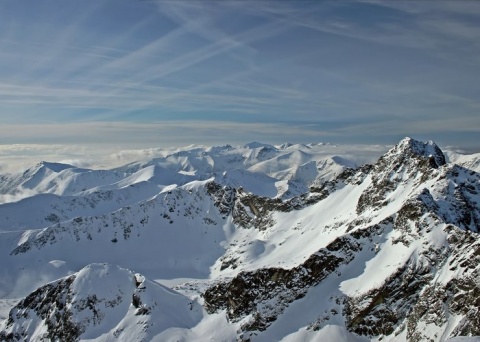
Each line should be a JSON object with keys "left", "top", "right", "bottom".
{"left": 37, "top": 161, "right": 75, "bottom": 173}
{"left": 2, "top": 139, "right": 480, "bottom": 341}
{"left": 243, "top": 142, "right": 276, "bottom": 150}
{"left": 395, "top": 137, "right": 446, "bottom": 167}
{"left": 1, "top": 263, "right": 202, "bottom": 341}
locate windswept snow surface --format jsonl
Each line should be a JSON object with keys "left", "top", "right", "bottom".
{"left": 1, "top": 139, "right": 480, "bottom": 341}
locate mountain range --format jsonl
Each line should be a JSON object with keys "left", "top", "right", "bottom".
{"left": 0, "top": 137, "right": 479, "bottom": 341}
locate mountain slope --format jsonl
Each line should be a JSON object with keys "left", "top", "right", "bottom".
{"left": 0, "top": 138, "right": 479, "bottom": 341}
{"left": 0, "top": 143, "right": 364, "bottom": 203}
{"left": 0, "top": 263, "right": 203, "bottom": 341}
{"left": 203, "top": 138, "right": 480, "bottom": 340}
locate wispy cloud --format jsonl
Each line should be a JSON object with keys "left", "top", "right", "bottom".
{"left": 0, "top": 1, "right": 478, "bottom": 150}
{"left": 0, "top": 1, "right": 298, "bottom": 119}
{"left": 0, "top": 116, "right": 478, "bottom": 152}
{"left": 0, "top": 121, "right": 336, "bottom": 146}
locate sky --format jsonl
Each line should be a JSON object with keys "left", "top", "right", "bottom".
{"left": 0, "top": 0, "right": 479, "bottom": 170}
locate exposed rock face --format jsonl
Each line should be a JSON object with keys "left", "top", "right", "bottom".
{"left": 206, "top": 166, "right": 366, "bottom": 231}
{"left": 1, "top": 138, "right": 479, "bottom": 342}
{"left": 0, "top": 264, "right": 142, "bottom": 341}
{"left": 0, "top": 275, "right": 79, "bottom": 341}
{"left": 203, "top": 221, "right": 387, "bottom": 334}
{"left": 0, "top": 264, "right": 204, "bottom": 342}
{"left": 203, "top": 138, "right": 480, "bottom": 340}
{"left": 344, "top": 224, "right": 480, "bottom": 341}
{"left": 357, "top": 138, "right": 445, "bottom": 215}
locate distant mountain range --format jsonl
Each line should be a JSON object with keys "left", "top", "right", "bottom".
{"left": 0, "top": 138, "right": 479, "bottom": 341}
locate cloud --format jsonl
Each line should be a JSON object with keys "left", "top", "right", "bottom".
{"left": 0, "top": 121, "right": 335, "bottom": 145}
{"left": 0, "top": 117, "right": 478, "bottom": 180}
{"left": 0, "top": 0, "right": 305, "bottom": 123}
{"left": 0, "top": 1, "right": 478, "bottom": 151}
{"left": 245, "top": 0, "right": 480, "bottom": 67}
{"left": 0, "top": 120, "right": 387, "bottom": 175}
{"left": 1, "top": 117, "right": 478, "bottom": 153}
{"left": 0, "top": 144, "right": 97, "bottom": 173}
{"left": 0, "top": 120, "right": 338, "bottom": 173}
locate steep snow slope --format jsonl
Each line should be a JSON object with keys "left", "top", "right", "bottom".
{"left": 0, "top": 182, "right": 163, "bottom": 232}
{"left": 0, "top": 138, "right": 479, "bottom": 341}
{"left": 0, "top": 179, "right": 230, "bottom": 298}
{"left": 0, "top": 263, "right": 204, "bottom": 341}
{"left": 0, "top": 162, "right": 128, "bottom": 198}
{"left": 203, "top": 138, "right": 480, "bottom": 341}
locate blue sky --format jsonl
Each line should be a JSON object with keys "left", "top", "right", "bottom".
{"left": 0, "top": 0, "right": 479, "bottom": 154}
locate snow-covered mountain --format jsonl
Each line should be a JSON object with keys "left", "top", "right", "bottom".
{"left": 0, "top": 138, "right": 479, "bottom": 341}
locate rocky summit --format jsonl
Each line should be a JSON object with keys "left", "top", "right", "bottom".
{"left": 0, "top": 138, "right": 479, "bottom": 341}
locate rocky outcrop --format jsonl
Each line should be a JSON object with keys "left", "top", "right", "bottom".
{"left": 2, "top": 138, "right": 480, "bottom": 342}
{"left": 204, "top": 138, "right": 480, "bottom": 340}
{"left": 345, "top": 257, "right": 434, "bottom": 337}
{"left": 206, "top": 166, "right": 364, "bottom": 231}
{"left": 345, "top": 224, "right": 480, "bottom": 341}
{"left": 0, "top": 275, "right": 79, "bottom": 342}
{"left": 357, "top": 138, "right": 445, "bottom": 215}
{"left": 203, "top": 222, "right": 387, "bottom": 334}
{"left": 0, "top": 264, "right": 153, "bottom": 341}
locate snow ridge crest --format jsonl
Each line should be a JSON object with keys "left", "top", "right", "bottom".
{"left": 396, "top": 137, "right": 446, "bottom": 167}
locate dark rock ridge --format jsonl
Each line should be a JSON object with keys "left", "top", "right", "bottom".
{"left": 203, "top": 221, "right": 388, "bottom": 335}
{"left": 0, "top": 275, "right": 79, "bottom": 341}
{"left": 1, "top": 138, "right": 480, "bottom": 341}
{"left": 356, "top": 137, "right": 445, "bottom": 215}
{"left": 345, "top": 224, "right": 480, "bottom": 340}
{"left": 206, "top": 165, "right": 370, "bottom": 231}
{"left": 0, "top": 264, "right": 192, "bottom": 342}
{"left": 203, "top": 138, "right": 480, "bottom": 340}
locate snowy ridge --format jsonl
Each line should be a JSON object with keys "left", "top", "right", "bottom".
{"left": 0, "top": 138, "right": 479, "bottom": 341}
{"left": 0, "top": 142, "right": 367, "bottom": 203}
{"left": 0, "top": 263, "right": 203, "bottom": 341}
